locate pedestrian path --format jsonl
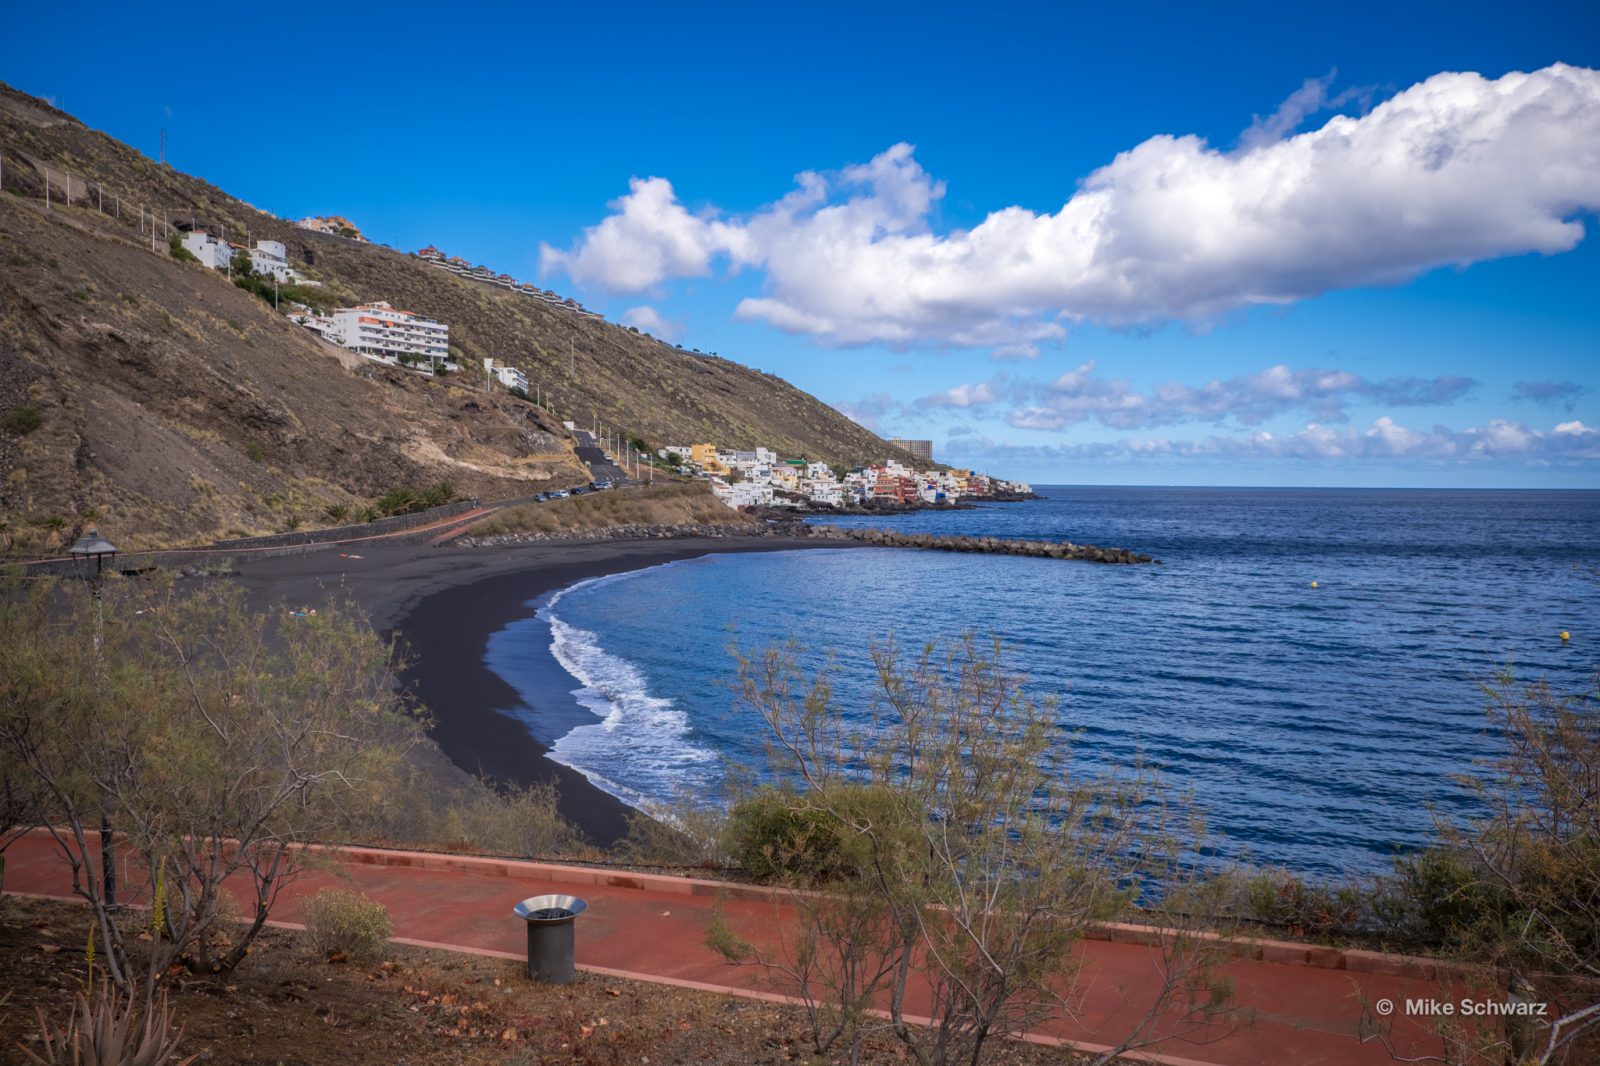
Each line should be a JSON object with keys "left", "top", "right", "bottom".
{"left": 3, "top": 833, "right": 1454, "bottom": 1065}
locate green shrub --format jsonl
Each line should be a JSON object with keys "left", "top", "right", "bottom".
{"left": 1371, "top": 846, "right": 1511, "bottom": 953}
{"left": 372, "top": 482, "right": 454, "bottom": 518}
{"left": 322, "top": 503, "right": 350, "bottom": 524}
{"left": 232, "top": 273, "right": 341, "bottom": 311}
{"left": 244, "top": 442, "right": 265, "bottom": 463}
{"left": 3, "top": 405, "right": 42, "bottom": 436}
{"left": 167, "top": 233, "right": 197, "bottom": 263}
{"left": 301, "top": 889, "right": 391, "bottom": 965}
{"left": 417, "top": 481, "right": 455, "bottom": 509}
{"left": 1232, "top": 868, "right": 1370, "bottom": 938}
{"left": 373, "top": 487, "right": 416, "bottom": 516}
{"left": 727, "top": 788, "right": 854, "bottom": 884}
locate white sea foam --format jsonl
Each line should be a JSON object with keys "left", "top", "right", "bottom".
{"left": 538, "top": 572, "right": 719, "bottom": 809}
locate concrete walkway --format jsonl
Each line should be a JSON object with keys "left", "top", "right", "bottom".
{"left": 3, "top": 833, "right": 1456, "bottom": 1065}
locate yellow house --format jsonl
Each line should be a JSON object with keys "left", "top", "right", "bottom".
{"left": 690, "top": 443, "right": 729, "bottom": 476}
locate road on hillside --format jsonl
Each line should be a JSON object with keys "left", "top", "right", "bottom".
{"left": 572, "top": 430, "right": 632, "bottom": 484}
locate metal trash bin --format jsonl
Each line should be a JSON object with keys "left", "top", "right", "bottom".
{"left": 513, "top": 894, "right": 588, "bottom": 984}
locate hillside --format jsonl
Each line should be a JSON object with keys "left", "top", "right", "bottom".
{"left": 0, "top": 83, "right": 916, "bottom": 550}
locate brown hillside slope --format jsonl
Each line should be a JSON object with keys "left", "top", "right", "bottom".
{"left": 286, "top": 234, "right": 906, "bottom": 467}
{"left": 0, "top": 84, "right": 917, "bottom": 548}
{"left": 0, "top": 94, "right": 591, "bottom": 551}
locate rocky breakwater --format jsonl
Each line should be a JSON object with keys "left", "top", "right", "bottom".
{"left": 805, "top": 525, "right": 1158, "bottom": 564}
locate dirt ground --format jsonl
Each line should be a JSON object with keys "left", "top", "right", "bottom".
{"left": 0, "top": 896, "right": 1068, "bottom": 1066}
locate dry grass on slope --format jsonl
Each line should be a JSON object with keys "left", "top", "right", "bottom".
{"left": 468, "top": 482, "right": 760, "bottom": 537}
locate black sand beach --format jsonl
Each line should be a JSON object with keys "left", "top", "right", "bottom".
{"left": 230, "top": 536, "right": 824, "bottom": 846}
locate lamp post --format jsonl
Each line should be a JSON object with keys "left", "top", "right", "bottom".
{"left": 68, "top": 528, "right": 118, "bottom": 910}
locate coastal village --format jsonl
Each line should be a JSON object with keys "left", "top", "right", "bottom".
{"left": 661, "top": 442, "right": 1033, "bottom": 510}
{"left": 170, "top": 224, "right": 1031, "bottom": 512}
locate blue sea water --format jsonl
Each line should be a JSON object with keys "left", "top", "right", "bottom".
{"left": 484, "top": 487, "right": 1600, "bottom": 878}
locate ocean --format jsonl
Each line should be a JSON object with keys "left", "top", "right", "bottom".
{"left": 483, "top": 487, "right": 1600, "bottom": 879}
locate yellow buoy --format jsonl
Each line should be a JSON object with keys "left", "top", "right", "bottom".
{"left": 1309, "top": 580, "right": 1319, "bottom": 589}
{"left": 1560, "top": 631, "right": 1571, "bottom": 642}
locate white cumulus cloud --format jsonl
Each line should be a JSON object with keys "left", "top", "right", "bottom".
{"left": 619, "top": 304, "right": 684, "bottom": 341}
{"left": 922, "top": 380, "right": 1004, "bottom": 409}
{"left": 920, "top": 361, "right": 1474, "bottom": 429}
{"left": 541, "top": 64, "right": 1600, "bottom": 351}
{"left": 539, "top": 176, "right": 751, "bottom": 291}
{"left": 947, "top": 418, "right": 1600, "bottom": 467}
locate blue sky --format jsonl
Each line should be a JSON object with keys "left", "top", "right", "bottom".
{"left": 5, "top": 2, "right": 1599, "bottom": 486}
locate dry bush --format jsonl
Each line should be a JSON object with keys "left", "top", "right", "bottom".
{"left": 729, "top": 636, "right": 1235, "bottom": 1065}
{"left": 363, "top": 769, "right": 592, "bottom": 861}
{"left": 1365, "top": 673, "right": 1600, "bottom": 1065}
{"left": 468, "top": 482, "right": 759, "bottom": 538}
{"left": 0, "top": 576, "right": 421, "bottom": 992}
{"left": 301, "top": 889, "right": 392, "bottom": 965}
{"left": 615, "top": 790, "right": 736, "bottom": 869}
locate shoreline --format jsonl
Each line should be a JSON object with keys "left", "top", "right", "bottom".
{"left": 228, "top": 535, "right": 830, "bottom": 847}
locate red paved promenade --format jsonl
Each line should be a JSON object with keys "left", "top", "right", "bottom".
{"left": 4, "top": 832, "right": 1457, "bottom": 1065}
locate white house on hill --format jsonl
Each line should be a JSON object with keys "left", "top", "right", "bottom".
{"left": 483, "top": 358, "right": 528, "bottom": 392}
{"left": 179, "top": 231, "right": 233, "bottom": 271}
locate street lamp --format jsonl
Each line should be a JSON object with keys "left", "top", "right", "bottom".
{"left": 68, "top": 528, "right": 119, "bottom": 910}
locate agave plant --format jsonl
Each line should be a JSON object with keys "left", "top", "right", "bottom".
{"left": 20, "top": 981, "right": 197, "bottom": 1066}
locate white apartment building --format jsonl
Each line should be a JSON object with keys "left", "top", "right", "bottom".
{"left": 483, "top": 358, "right": 528, "bottom": 392}
{"left": 291, "top": 311, "right": 343, "bottom": 345}
{"left": 180, "top": 231, "right": 234, "bottom": 271}
{"left": 328, "top": 302, "right": 450, "bottom": 367}
{"left": 805, "top": 480, "right": 845, "bottom": 506}
{"left": 711, "top": 479, "right": 774, "bottom": 509}
{"left": 249, "top": 240, "right": 292, "bottom": 281}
